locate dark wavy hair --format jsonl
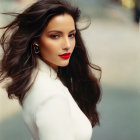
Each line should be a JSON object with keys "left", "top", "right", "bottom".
{"left": 0, "top": 0, "right": 102, "bottom": 127}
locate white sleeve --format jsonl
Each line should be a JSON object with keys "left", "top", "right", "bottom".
{"left": 35, "top": 94, "right": 75, "bottom": 140}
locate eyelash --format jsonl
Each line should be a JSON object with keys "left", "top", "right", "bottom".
{"left": 50, "top": 34, "right": 59, "bottom": 39}
{"left": 50, "top": 33, "right": 76, "bottom": 39}
{"left": 69, "top": 33, "right": 75, "bottom": 38}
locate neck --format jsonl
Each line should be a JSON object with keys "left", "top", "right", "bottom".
{"left": 39, "top": 57, "right": 58, "bottom": 73}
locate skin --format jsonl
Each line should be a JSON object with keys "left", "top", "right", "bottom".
{"left": 36, "top": 13, "right": 76, "bottom": 71}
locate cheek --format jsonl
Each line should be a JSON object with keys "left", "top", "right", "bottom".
{"left": 40, "top": 39, "right": 58, "bottom": 54}
{"left": 40, "top": 46, "right": 56, "bottom": 59}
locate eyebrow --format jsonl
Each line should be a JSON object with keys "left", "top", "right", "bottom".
{"left": 47, "top": 29, "right": 76, "bottom": 34}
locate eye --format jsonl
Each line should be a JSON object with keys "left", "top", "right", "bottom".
{"left": 50, "top": 34, "right": 59, "bottom": 39}
{"left": 69, "top": 33, "right": 75, "bottom": 38}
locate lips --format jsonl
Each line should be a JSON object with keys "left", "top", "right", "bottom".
{"left": 59, "top": 53, "right": 71, "bottom": 59}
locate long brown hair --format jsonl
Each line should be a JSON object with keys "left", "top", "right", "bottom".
{"left": 0, "top": 0, "right": 102, "bottom": 127}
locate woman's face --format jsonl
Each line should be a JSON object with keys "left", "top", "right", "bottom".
{"left": 38, "top": 13, "right": 76, "bottom": 71}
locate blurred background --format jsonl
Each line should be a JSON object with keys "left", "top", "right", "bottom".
{"left": 0, "top": 0, "right": 140, "bottom": 140}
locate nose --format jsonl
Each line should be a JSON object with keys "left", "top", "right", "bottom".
{"left": 63, "top": 36, "right": 71, "bottom": 50}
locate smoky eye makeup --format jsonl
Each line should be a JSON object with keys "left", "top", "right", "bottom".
{"left": 45, "top": 32, "right": 60, "bottom": 39}
{"left": 68, "top": 31, "right": 76, "bottom": 38}
{"left": 69, "top": 32, "right": 76, "bottom": 37}
{"left": 46, "top": 30, "right": 76, "bottom": 39}
{"left": 49, "top": 34, "right": 59, "bottom": 39}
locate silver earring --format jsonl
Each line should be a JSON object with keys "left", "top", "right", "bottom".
{"left": 33, "top": 44, "right": 40, "bottom": 54}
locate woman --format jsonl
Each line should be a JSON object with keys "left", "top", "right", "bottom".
{"left": 0, "top": 0, "right": 101, "bottom": 140}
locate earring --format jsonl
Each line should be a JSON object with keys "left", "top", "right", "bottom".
{"left": 33, "top": 44, "right": 40, "bottom": 54}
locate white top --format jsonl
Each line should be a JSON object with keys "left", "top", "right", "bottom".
{"left": 21, "top": 58, "right": 93, "bottom": 140}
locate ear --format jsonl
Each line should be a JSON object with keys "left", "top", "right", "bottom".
{"left": 33, "top": 41, "right": 39, "bottom": 46}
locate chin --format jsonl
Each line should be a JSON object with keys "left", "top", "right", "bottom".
{"left": 58, "top": 60, "right": 70, "bottom": 67}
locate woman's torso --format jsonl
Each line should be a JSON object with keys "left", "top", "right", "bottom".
{"left": 21, "top": 58, "right": 93, "bottom": 140}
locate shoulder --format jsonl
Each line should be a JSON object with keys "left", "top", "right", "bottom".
{"left": 22, "top": 67, "right": 68, "bottom": 114}
{"left": 22, "top": 57, "right": 70, "bottom": 114}
{"left": 23, "top": 71, "right": 57, "bottom": 103}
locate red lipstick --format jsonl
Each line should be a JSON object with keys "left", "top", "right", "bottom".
{"left": 59, "top": 53, "right": 71, "bottom": 59}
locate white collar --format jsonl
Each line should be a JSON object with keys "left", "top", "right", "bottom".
{"left": 37, "top": 57, "right": 58, "bottom": 80}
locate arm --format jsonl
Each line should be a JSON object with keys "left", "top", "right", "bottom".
{"left": 35, "top": 94, "right": 75, "bottom": 140}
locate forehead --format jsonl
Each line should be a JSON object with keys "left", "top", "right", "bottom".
{"left": 44, "top": 13, "right": 75, "bottom": 32}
